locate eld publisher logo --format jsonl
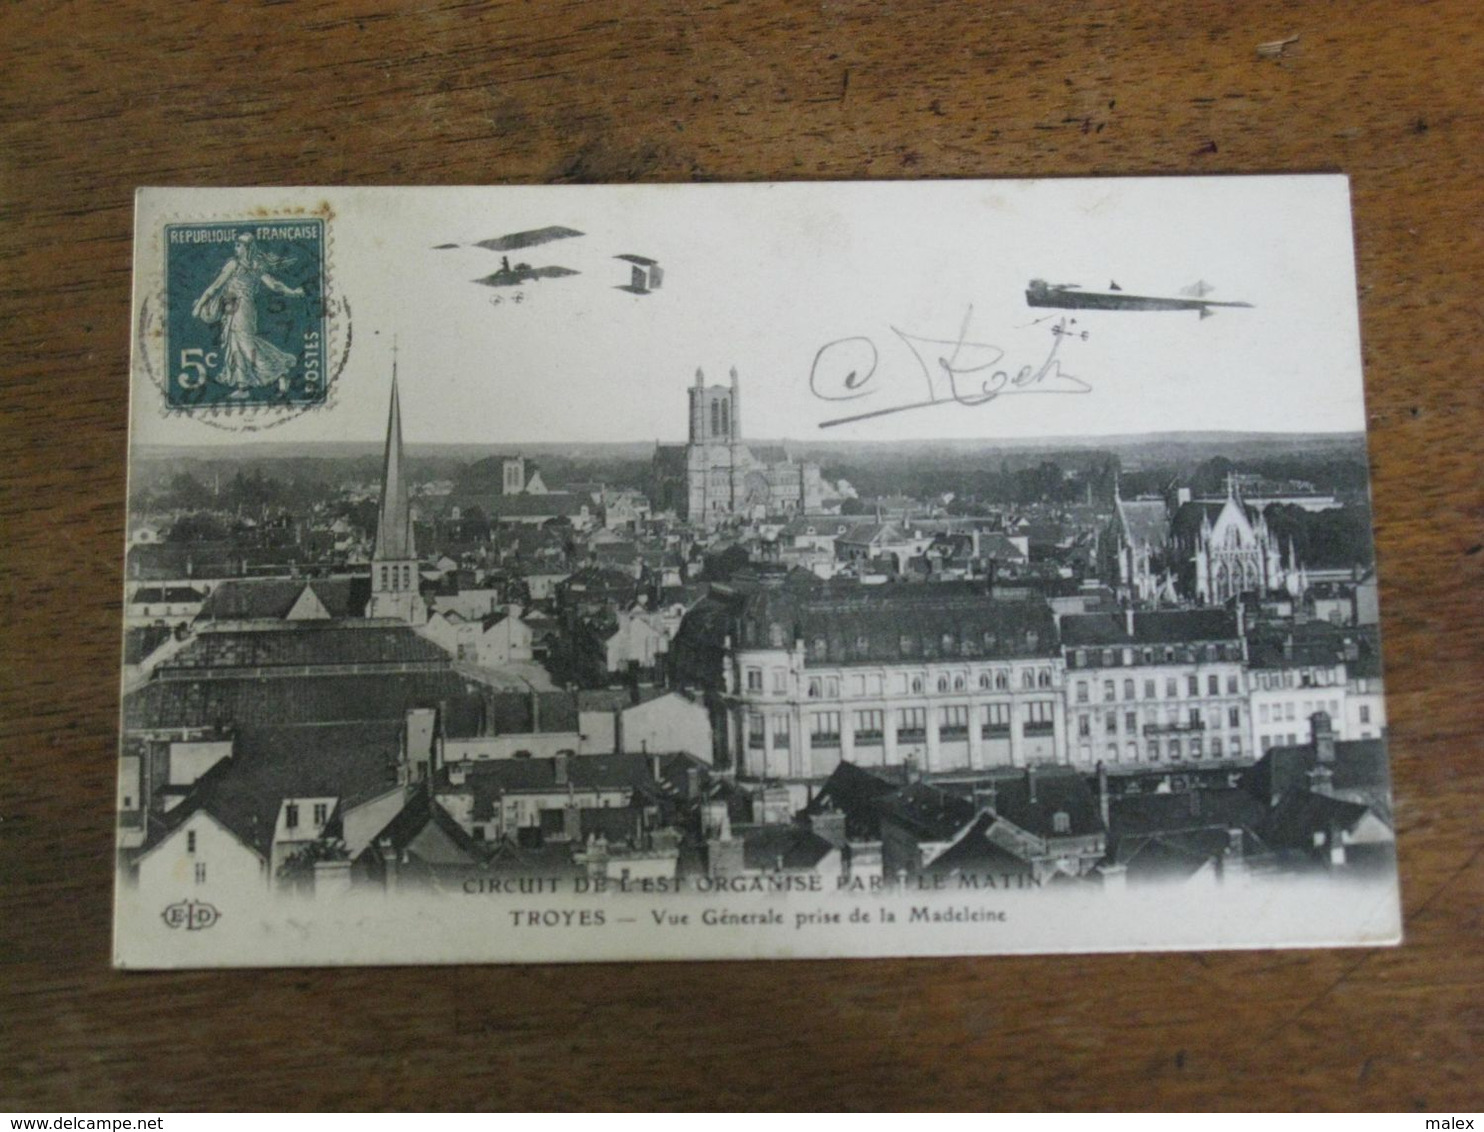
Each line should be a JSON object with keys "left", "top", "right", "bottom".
{"left": 161, "top": 900, "right": 221, "bottom": 931}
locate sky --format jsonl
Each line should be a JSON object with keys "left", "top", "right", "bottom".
{"left": 130, "top": 177, "right": 1368, "bottom": 450}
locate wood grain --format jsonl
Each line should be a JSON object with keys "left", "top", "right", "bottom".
{"left": 2, "top": 0, "right": 1481, "bottom": 1112}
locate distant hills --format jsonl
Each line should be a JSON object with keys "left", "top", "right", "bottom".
{"left": 136, "top": 430, "right": 1366, "bottom": 466}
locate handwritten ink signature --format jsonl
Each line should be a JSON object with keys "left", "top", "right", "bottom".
{"left": 810, "top": 308, "right": 1091, "bottom": 429}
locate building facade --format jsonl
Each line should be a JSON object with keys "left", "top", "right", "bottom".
{"left": 1061, "top": 609, "right": 1252, "bottom": 769}
{"left": 683, "top": 366, "right": 827, "bottom": 525}
{"left": 677, "top": 580, "right": 1067, "bottom": 779}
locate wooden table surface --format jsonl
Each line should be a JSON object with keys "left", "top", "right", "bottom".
{"left": 3, "top": 0, "right": 1481, "bottom": 1112}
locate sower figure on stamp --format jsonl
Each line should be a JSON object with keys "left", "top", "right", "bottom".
{"left": 192, "top": 231, "right": 306, "bottom": 399}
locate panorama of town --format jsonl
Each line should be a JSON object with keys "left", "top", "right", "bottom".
{"left": 118, "top": 366, "right": 1392, "bottom": 902}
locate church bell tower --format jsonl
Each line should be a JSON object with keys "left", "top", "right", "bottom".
{"left": 367, "top": 351, "right": 425, "bottom": 623}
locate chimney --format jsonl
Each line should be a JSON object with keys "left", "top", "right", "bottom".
{"left": 1096, "top": 761, "right": 1110, "bottom": 829}
{"left": 1324, "top": 820, "right": 1347, "bottom": 867}
{"left": 1312, "top": 711, "right": 1336, "bottom": 764}
{"left": 563, "top": 799, "right": 581, "bottom": 841}
{"left": 973, "top": 782, "right": 998, "bottom": 815}
{"left": 555, "top": 750, "right": 570, "bottom": 786}
{"left": 1307, "top": 762, "right": 1335, "bottom": 797}
{"left": 1125, "top": 607, "right": 1135, "bottom": 637}
{"left": 1025, "top": 764, "right": 1038, "bottom": 805}
{"left": 378, "top": 837, "right": 399, "bottom": 889}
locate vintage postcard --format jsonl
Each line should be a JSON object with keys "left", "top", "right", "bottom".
{"left": 116, "top": 178, "right": 1400, "bottom": 967}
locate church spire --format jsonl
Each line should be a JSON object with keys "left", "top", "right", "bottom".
{"left": 373, "top": 348, "right": 414, "bottom": 562}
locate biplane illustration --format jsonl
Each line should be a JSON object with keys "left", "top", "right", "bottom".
{"left": 615, "top": 253, "right": 664, "bottom": 294}
{"left": 1026, "top": 278, "right": 1252, "bottom": 318}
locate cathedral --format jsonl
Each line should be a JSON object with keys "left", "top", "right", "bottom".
{"left": 1111, "top": 476, "right": 1306, "bottom": 606}
{"left": 677, "top": 367, "right": 827, "bottom": 526}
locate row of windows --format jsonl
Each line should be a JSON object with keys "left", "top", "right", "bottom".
{"left": 1251, "top": 668, "right": 1343, "bottom": 690}
{"left": 1078, "top": 735, "right": 1243, "bottom": 763}
{"left": 750, "top": 667, "right": 1057, "bottom": 696}
{"left": 748, "top": 702, "right": 1054, "bottom": 748}
{"left": 1069, "top": 643, "right": 1242, "bottom": 668}
{"left": 1077, "top": 706, "right": 1242, "bottom": 737}
{"left": 797, "top": 629, "right": 1045, "bottom": 660}
{"left": 283, "top": 802, "right": 330, "bottom": 830}
{"left": 1259, "top": 699, "right": 1341, "bottom": 724}
{"left": 1076, "top": 673, "right": 1240, "bottom": 703}
{"left": 378, "top": 564, "right": 414, "bottom": 591}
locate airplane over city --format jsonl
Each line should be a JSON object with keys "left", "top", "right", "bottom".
{"left": 1026, "top": 278, "right": 1253, "bottom": 318}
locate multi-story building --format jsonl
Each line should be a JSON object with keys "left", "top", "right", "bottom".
{"left": 1246, "top": 622, "right": 1387, "bottom": 750}
{"left": 1059, "top": 609, "right": 1251, "bottom": 769}
{"left": 673, "top": 578, "right": 1067, "bottom": 780}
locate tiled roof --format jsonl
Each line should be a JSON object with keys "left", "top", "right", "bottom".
{"left": 740, "top": 824, "right": 834, "bottom": 871}
{"left": 1059, "top": 609, "right": 1239, "bottom": 647}
{"left": 196, "top": 578, "right": 370, "bottom": 621}
{"left": 1108, "top": 788, "right": 1268, "bottom": 839}
{"left": 482, "top": 838, "right": 584, "bottom": 877}
{"left": 455, "top": 754, "right": 657, "bottom": 819}
{"left": 683, "top": 579, "right": 1061, "bottom": 665}
{"left": 804, "top": 761, "right": 905, "bottom": 840}
{"left": 921, "top": 813, "right": 1035, "bottom": 876}
{"left": 974, "top": 768, "right": 1104, "bottom": 839}
{"left": 123, "top": 625, "right": 174, "bottom": 665}
{"left": 130, "top": 586, "right": 207, "bottom": 604}
{"left": 443, "top": 690, "right": 581, "bottom": 738}
{"left": 1241, "top": 738, "right": 1391, "bottom": 808}
{"left": 124, "top": 670, "right": 492, "bottom": 732}
{"left": 143, "top": 720, "right": 402, "bottom": 859}
{"left": 484, "top": 493, "right": 589, "bottom": 518}
{"left": 874, "top": 782, "right": 977, "bottom": 842}
{"left": 1257, "top": 790, "right": 1374, "bottom": 851}
{"left": 1246, "top": 622, "right": 1382, "bottom": 672}
{"left": 779, "top": 516, "right": 851, "bottom": 539}
{"left": 363, "top": 784, "right": 480, "bottom": 862}
{"left": 1115, "top": 498, "right": 1171, "bottom": 549}
{"left": 1112, "top": 828, "right": 1241, "bottom": 881}
{"left": 162, "top": 624, "right": 448, "bottom": 670}
{"left": 978, "top": 533, "right": 1028, "bottom": 563}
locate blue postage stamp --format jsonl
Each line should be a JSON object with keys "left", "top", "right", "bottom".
{"left": 163, "top": 220, "right": 328, "bottom": 410}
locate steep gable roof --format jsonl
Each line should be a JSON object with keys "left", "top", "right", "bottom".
{"left": 1115, "top": 498, "right": 1170, "bottom": 549}
{"left": 197, "top": 578, "right": 371, "bottom": 622}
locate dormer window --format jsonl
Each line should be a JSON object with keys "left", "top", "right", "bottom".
{"left": 1052, "top": 811, "right": 1071, "bottom": 834}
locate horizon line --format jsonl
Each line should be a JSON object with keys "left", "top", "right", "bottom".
{"left": 135, "top": 426, "right": 1369, "bottom": 455}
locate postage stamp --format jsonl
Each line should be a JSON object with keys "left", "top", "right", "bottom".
{"left": 163, "top": 220, "right": 329, "bottom": 411}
